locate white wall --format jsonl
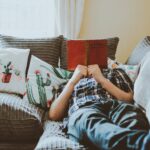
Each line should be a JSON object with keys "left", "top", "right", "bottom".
{"left": 79, "top": 0, "right": 150, "bottom": 62}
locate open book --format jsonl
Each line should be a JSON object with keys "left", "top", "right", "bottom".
{"left": 67, "top": 39, "right": 108, "bottom": 71}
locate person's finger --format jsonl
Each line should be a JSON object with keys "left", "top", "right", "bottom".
{"left": 77, "top": 65, "right": 86, "bottom": 70}
{"left": 87, "top": 69, "right": 90, "bottom": 74}
{"left": 83, "top": 67, "right": 88, "bottom": 71}
{"left": 88, "top": 65, "right": 93, "bottom": 69}
{"left": 83, "top": 72, "right": 87, "bottom": 77}
{"left": 87, "top": 68, "right": 91, "bottom": 73}
{"left": 88, "top": 70, "right": 92, "bottom": 77}
{"left": 88, "top": 65, "right": 91, "bottom": 68}
{"left": 83, "top": 70, "right": 87, "bottom": 78}
{"left": 81, "top": 69, "right": 87, "bottom": 77}
{"left": 84, "top": 65, "right": 88, "bottom": 69}
{"left": 81, "top": 65, "right": 87, "bottom": 68}
{"left": 89, "top": 66, "right": 97, "bottom": 70}
{"left": 88, "top": 68, "right": 94, "bottom": 73}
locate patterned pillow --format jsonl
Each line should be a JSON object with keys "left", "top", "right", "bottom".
{"left": 60, "top": 37, "right": 119, "bottom": 69}
{"left": 0, "top": 48, "right": 29, "bottom": 95}
{"left": 127, "top": 36, "right": 150, "bottom": 65}
{"left": 26, "top": 55, "right": 73, "bottom": 109}
{"left": 108, "top": 58, "right": 140, "bottom": 83}
{"left": 0, "top": 34, "right": 63, "bottom": 69}
{"left": 0, "top": 93, "right": 44, "bottom": 142}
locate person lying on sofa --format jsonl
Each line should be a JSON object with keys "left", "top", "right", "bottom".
{"left": 49, "top": 64, "right": 150, "bottom": 150}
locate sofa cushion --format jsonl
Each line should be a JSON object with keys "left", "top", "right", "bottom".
{"left": 60, "top": 37, "right": 119, "bottom": 69}
{"left": 0, "top": 34, "right": 63, "bottom": 68}
{"left": 134, "top": 52, "right": 150, "bottom": 110}
{"left": 127, "top": 36, "right": 150, "bottom": 65}
{"left": 0, "top": 48, "right": 30, "bottom": 95}
{"left": 26, "top": 55, "right": 73, "bottom": 110}
{"left": 0, "top": 94, "right": 45, "bottom": 142}
{"left": 35, "top": 121, "right": 85, "bottom": 150}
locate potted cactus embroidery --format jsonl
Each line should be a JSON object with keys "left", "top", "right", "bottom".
{"left": 26, "top": 70, "right": 52, "bottom": 109}
{"left": 2, "top": 61, "right": 13, "bottom": 83}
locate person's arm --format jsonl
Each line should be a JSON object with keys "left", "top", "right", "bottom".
{"left": 100, "top": 78, "right": 133, "bottom": 102}
{"left": 88, "top": 65, "right": 133, "bottom": 102}
{"left": 49, "top": 65, "right": 87, "bottom": 121}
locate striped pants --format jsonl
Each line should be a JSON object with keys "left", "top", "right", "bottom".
{"left": 67, "top": 99, "right": 150, "bottom": 150}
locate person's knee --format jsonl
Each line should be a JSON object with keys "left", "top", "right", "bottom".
{"left": 67, "top": 111, "right": 86, "bottom": 142}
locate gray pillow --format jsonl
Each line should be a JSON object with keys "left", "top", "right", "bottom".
{"left": 60, "top": 37, "right": 119, "bottom": 69}
{"left": 0, "top": 94, "right": 45, "bottom": 142}
{"left": 0, "top": 34, "right": 63, "bottom": 67}
{"left": 127, "top": 36, "right": 150, "bottom": 65}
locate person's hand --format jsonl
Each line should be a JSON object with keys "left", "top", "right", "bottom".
{"left": 69, "top": 65, "right": 87, "bottom": 86}
{"left": 88, "top": 64, "right": 106, "bottom": 83}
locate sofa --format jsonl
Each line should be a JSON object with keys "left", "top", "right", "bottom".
{"left": 0, "top": 34, "right": 150, "bottom": 150}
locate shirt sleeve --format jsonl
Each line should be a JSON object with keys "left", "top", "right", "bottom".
{"left": 110, "top": 68, "right": 133, "bottom": 92}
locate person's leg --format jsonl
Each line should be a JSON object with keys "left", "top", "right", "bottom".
{"left": 68, "top": 103, "right": 150, "bottom": 150}
{"left": 109, "top": 99, "right": 150, "bottom": 130}
{"left": 68, "top": 105, "right": 111, "bottom": 149}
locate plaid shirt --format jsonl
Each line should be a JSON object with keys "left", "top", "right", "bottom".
{"left": 68, "top": 68, "right": 133, "bottom": 116}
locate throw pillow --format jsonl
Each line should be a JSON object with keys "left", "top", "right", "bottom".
{"left": 0, "top": 48, "right": 29, "bottom": 95}
{"left": 108, "top": 58, "right": 139, "bottom": 83}
{"left": 0, "top": 34, "right": 63, "bottom": 70}
{"left": 66, "top": 39, "right": 107, "bottom": 71}
{"left": 127, "top": 36, "right": 150, "bottom": 65}
{"left": 60, "top": 37, "right": 119, "bottom": 69}
{"left": 26, "top": 55, "right": 73, "bottom": 109}
{"left": 134, "top": 52, "right": 150, "bottom": 110}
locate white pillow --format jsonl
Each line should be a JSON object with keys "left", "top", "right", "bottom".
{"left": 134, "top": 52, "right": 150, "bottom": 110}
{"left": 26, "top": 55, "right": 73, "bottom": 109}
{"left": 0, "top": 48, "right": 30, "bottom": 95}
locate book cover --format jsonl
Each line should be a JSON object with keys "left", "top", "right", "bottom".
{"left": 67, "top": 40, "right": 108, "bottom": 71}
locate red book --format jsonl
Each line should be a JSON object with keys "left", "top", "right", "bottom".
{"left": 67, "top": 39, "right": 108, "bottom": 71}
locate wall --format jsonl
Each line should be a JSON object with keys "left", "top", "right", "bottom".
{"left": 0, "top": 0, "right": 55, "bottom": 38}
{"left": 79, "top": 0, "right": 150, "bottom": 63}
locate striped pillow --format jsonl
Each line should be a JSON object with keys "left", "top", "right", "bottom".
{"left": 0, "top": 34, "right": 63, "bottom": 68}
{"left": 60, "top": 37, "right": 119, "bottom": 69}
{"left": 0, "top": 94, "right": 45, "bottom": 142}
{"left": 127, "top": 36, "right": 150, "bottom": 65}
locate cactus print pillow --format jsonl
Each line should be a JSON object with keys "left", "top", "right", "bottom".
{"left": 26, "top": 56, "right": 73, "bottom": 110}
{"left": 0, "top": 48, "right": 30, "bottom": 95}
{"left": 108, "top": 58, "right": 140, "bottom": 83}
